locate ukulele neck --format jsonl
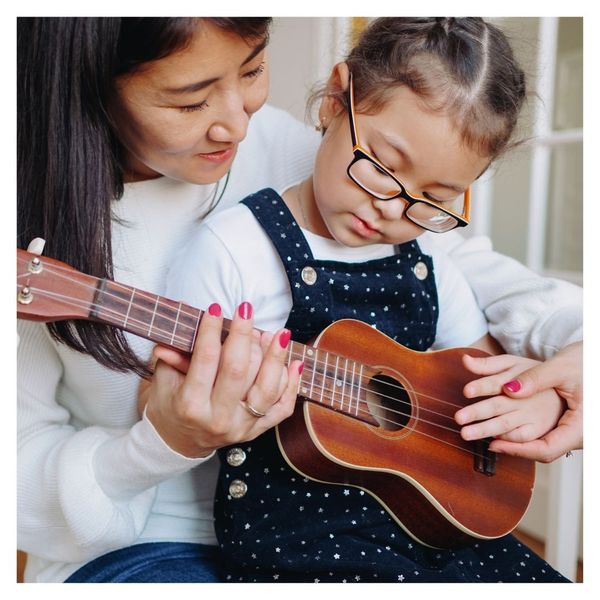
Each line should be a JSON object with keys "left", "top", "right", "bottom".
{"left": 93, "top": 279, "right": 378, "bottom": 425}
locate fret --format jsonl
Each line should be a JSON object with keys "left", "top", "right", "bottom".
{"left": 349, "top": 359, "right": 356, "bottom": 416}
{"left": 300, "top": 344, "right": 308, "bottom": 395}
{"left": 148, "top": 295, "right": 160, "bottom": 338}
{"left": 122, "top": 288, "right": 135, "bottom": 329}
{"left": 333, "top": 355, "right": 340, "bottom": 408}
{"left": 190, "top": 310, "right": 199, "bottom": 351}
{"left": 309, "top": 348, "right": 318, "bottom": 398}
{"left": 127, "top": 290, "right": 163, "bottom": 340}
{"left": 357, "top": 363, "right": 364, "bottom": 417}
{"left": 171, "top": 302, "right": 183, "bottom": 346}
{"left": 320, "top": 351, "right": 328, "bottom": 405}
{"left": 340, "top": 357, "right": 349, "bottom": 413}
{"left": 173, "top": 304, "right": 201, "bottom": 353}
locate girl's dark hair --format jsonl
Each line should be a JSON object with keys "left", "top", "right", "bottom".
{"left": 314, "top": 17, "right": 526, "bottom": 159}
{"left": 17, "top": 17, "right": 271, "bottom": 376}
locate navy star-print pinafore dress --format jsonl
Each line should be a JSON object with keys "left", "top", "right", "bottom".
{"left": 213, "top": 188, "right": 567, "bottom": 583}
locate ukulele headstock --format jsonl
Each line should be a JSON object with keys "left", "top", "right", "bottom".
{"left": 17, "top": 248, "right": 97, "bottom": 322}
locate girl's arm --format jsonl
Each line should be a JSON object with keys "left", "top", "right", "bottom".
{"left": 429, "top": 231, "right": 582, "bottom": 359}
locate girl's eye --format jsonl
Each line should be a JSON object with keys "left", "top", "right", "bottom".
{"left": 423, "top": 192, "right": 452, "bottom": 205}
{"left": 179, "top": 100, "right": 209, "bottom": 114}
{"left": 243, "top": 62, "right": 266, "bottom": 79}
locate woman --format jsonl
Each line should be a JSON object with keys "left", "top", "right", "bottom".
{"left": 17, "top": 17, "right": 582, "bottom": 582}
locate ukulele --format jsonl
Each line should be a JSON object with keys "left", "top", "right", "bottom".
{"left": 17, "top": 247, "right": 534, "bottom": 549}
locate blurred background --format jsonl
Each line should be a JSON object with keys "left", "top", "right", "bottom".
{"left": 267, "top": 17, "right": 583, "bottom": 581}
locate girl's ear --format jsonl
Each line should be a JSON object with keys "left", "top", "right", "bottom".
{"left": 318, "top": 62, "right": 351, "bottom": 126}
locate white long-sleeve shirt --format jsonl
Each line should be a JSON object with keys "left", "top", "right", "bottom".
{"left": 17, "top": 105, "right": 582, "bottom": 582}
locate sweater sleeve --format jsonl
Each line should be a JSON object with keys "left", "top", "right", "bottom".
{"left": 428, "top": 231, "right": 583, "bottom": 359}
{"left": 17, "top": 320, "right": 209, "bottom": 563}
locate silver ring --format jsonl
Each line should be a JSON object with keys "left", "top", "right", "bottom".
{"left": 242, "top": 402, "right": 266, "bottom": 418}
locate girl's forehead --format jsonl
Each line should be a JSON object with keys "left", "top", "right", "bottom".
{"left": 359, "top": 86, "right": 489, "bottom": 185}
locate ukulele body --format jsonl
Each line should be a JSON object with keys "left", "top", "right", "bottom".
{"left": 276, "top": 319, "right": 535, "bottom": 549}
{"left": 17, "top": 249, "right": 535, "bottom": 549}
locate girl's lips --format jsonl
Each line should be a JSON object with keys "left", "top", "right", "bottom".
{"left": 195, "top": 147, "right": 235, "bottom": 164}
{"left": 351, "top": 214, "right": 379, "bottom": 238}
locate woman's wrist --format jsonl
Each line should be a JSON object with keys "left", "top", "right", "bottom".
{"left": 144, "top": 404, "right": 216, "bottom": 459}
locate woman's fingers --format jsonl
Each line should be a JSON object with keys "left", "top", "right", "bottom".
{"left": 248, "top": 360, "right": 304, "bottom": 433}
{"left": 153, "top": 345, "right": 192, "bottom": 374}
{"left": 185, "top": 302, "right": 227, "bottom": 387}
{"left": 209, "top": 302, "right": 261, "bottom": 415}
{"left": 243, "top": 329, "right": 293, "bottom": 417}
{"left": 462, "top": 354, "right": 539, "bottom": 399}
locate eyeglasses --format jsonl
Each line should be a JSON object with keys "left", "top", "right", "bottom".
{"left": 346, "top": 73, "right": 470, "bottom": 233}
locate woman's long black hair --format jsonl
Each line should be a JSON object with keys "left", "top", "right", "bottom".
{"left": 17, "top": 18, "right": 271, "bottom": 376}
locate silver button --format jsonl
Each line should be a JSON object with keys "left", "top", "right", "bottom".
{"left": 226, "top": 447, "right": 247, "bottom": 467}
{"left": 229, "top": 479, "right": 248, "bottom": 499}
{"left": 301, "top": 266, "right": 318, "bottom": 285}
{"left": 413, "top": 261, "right": 428, "bottom": 280}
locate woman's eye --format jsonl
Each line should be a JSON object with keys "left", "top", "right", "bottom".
{"left": 243, "top": 62, "right": 266, "bottom": 79}
{"left": 179, "top": 100, "right": 209, "bottom": 113}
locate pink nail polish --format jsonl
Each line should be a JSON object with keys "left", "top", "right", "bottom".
{"left": 279, "top": 329, "right": 292, "bottom": 349}
{"left": 504, "top": 379, "right": 522, "bottom": 393}
{"left": 298, "top": 363, "right": 304, "bottom": 375}
{"left": 238, "top": 301, "right": 253, "bottom": 320}
{"left": 208, "top": 303, "right": 222, "bottom": 317}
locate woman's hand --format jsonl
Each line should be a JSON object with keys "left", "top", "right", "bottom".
{"left": 454, "top": 354, "right": 564, "bottom": 451}
{"left": 455, "top": 342, "right": 582, "bottom": 462}
{"left": 138, "top": 302, "right": 303, "bottom": 458}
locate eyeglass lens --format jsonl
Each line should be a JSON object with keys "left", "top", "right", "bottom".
{"left": 348, "top": 158, "right": 463, "bottom": 233}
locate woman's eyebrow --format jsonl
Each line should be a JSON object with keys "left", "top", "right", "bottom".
{"left": 163, "top": 38, "right": 268, "bottom": 95}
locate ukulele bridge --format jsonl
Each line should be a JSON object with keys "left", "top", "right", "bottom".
{"left": 474, "top": 438, "right": 496, "bottom": 476}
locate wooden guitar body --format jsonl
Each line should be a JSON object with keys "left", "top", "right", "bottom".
{"left": 276, "top": 319, "right": 535, "bottom": 548}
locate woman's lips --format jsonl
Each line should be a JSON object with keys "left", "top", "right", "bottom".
{"left": 351, "top": 214, "right": 379, "bottom": 238}
{"left": 195, "top": 147, "right": 234, "bottom": 164}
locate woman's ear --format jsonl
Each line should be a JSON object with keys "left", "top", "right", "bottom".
{"left": 318, "top": 62, "right": 351, "bottom": 127}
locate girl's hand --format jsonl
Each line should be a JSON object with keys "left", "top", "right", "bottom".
{"left": 454, "top": 353, "right": 565, "bottom": 450}
{"left": 139, "top": 302, "right": 303, "bottom": 458}
{"left": 461, "top": 342, "right": 582, "bottom": 463}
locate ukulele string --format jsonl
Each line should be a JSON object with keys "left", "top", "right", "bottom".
{"left": 17, "top": 284, "right": 505, "bottom": 464}
{"left": 16, "top": 264, "right": 478, "bottom": 432}
{"left": 17, "top": 271, "right": 471, "bottom": 428}
{"left": 18, "top": 259, "right": 472, "bottom": 415}
{"left": 17, "top": 260, "right": 483, "bottom": 431}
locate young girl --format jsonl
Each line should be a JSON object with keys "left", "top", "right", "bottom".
{"left": 165, "top": 17, "right": 568, "bottom": 582}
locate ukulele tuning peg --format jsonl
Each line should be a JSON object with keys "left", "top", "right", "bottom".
{"left": 26, "top": 237, "right": 46, "bottom": 256}
{"left": 25, "top": 238, "right": 46, "bottom": 273}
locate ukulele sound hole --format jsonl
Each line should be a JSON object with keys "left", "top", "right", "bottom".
{"left": 366, "top": 373, "right": 411, "bottom": 431}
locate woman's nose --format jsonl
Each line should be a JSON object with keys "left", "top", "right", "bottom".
{"left": 208, "top": 93, "right": 250, "bottom": 144}
{"left": 372, "top": 196, "right": 407, "bottom": 221}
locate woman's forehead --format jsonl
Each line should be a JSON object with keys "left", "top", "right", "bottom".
{"left": 120, "top": 22, "right": 266, "bottom": 94}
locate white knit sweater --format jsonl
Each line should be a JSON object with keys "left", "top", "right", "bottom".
{"left": 17, "top": 105, "right": 582, "bottom": 583}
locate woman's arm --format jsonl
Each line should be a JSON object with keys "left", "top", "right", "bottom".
{"left": 430, "top": 231, "right": 583, "bottom": 359}
{"left": 18, "top": 321, "right": 206, "bottom": 562}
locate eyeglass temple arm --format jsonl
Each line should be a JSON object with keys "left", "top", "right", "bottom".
{"left": 348, "top": 73, "right": 359, "bottom": 148}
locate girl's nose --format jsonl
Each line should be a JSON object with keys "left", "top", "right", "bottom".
{"left": 372, "top": 197, "right": 407, "bottom": 221}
